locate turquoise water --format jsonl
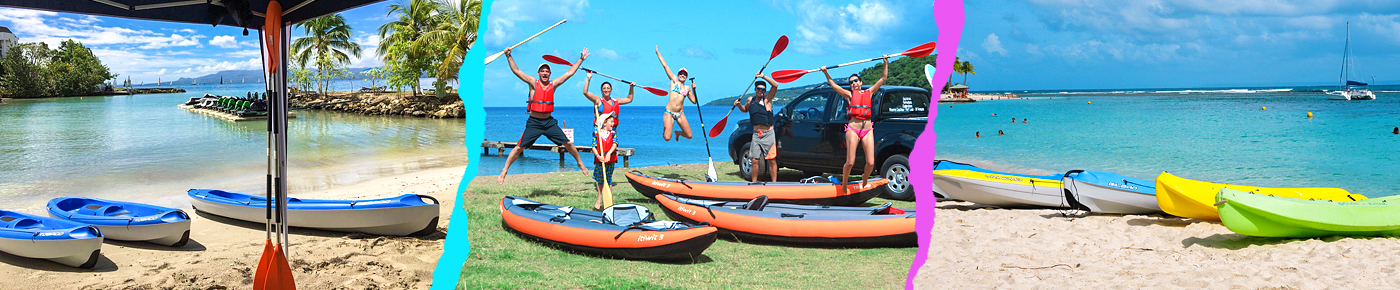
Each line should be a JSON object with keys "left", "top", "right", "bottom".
{"left": 935, "top": 87, "right": 1400, "bottom": 197}
{"left": 479, "top": 106, "right": 740, "bottom": 176}
{"left": 0, "top": 82, "right": 466, "bottom": 210}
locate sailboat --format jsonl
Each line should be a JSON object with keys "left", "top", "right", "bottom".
{"left": 1328, "top": 22, "right": 1376, "bottom": 101}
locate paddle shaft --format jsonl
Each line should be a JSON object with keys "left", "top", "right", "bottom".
{"left": 691, "top": 79, "right": 714, "bottom": 160}
{"left": 719, "top": 56, "right": 778, "bottom": 125}
{"left": 584, "top": 68, "right": 633, "bottom": 85}
{"left": 484, "top": 19, "right": 567, "bottom": 65}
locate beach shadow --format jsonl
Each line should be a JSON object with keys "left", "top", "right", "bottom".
{"left": 1184, "top": 234, "right": 1398, "bottom": 250}
{"left": 717, "top": 232, "right": 915, "bottom": 249}
{"left": 623, "top": 197, "right": 659, "bottom": 205}
{"left": 193, "top": 210, "right": 359, "bottom": 238}
{"left": 0, "top": 251, "right": 119, "bottom": 273}
{"left": 520, "top": 188, "right": 567, "bottom": 198}
{"left": 1125, "top": 217, "right": 1209, "bottom": 228}
{"left": 651, "top": 254, "right": 714, "bottom": 265}
{"left": 106, "top": 239, "right": 207, "bottom": 252}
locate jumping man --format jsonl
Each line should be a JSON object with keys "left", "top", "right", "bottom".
{"left": 497, "top": 48, "right": 591, "bottom": 184}
{"left": 735, "top": 72, "right": 780, "bottom": 182}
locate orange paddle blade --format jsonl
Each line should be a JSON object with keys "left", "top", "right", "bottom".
{"left": 252, "top": 239, "right": 274, "bottom": 290}
{"left": 267, "top": 244, "right": 297, "bottom": 290}
{"left": 264, "top": 0, "right": 283, "bottom": 72}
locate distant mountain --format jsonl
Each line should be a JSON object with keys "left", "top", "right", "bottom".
{"left": 704, "top": 82, "right": 825, "bottom": 106}
{"left": 167, "top": 67, "right": 383, "bottom": 84}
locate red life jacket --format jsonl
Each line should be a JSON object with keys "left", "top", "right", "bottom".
{"left": 849, "top": 87, "right": 873, "bottom": 120}
{"left": 594, "top": 130, "right": 616, "bottom": 164}
{"left": 528, "top": 80, "right": 556, "bottom": 113}
{"left": 596, "top": 98, "right": 619, "bottom": 126}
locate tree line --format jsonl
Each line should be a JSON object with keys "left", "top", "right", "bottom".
{"left": 1, "top": 40, "right": 115, "bottom": 98}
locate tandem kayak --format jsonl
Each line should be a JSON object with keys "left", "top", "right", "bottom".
{"left": 1155, "top": 172, "right": 1366, "bottom": 221}
{"left": 1217, "top": 188, "right": 1400, "bottom": 238}
{"left": 188, "top": 189, "right": 440, "bottom": 236}
{"left": 624, "top": 171, "right": 887, "bottom": 206}
{"left": 1062, "top": 170, "right": 1161, "bottom": 214}
{"left": 0, "top": 210, "right": 104, "bottom": 268}
{"left": 500, "top": 196, "right": 718, "bottom": 260}
{"left": 654, "top": 194, "right": 916, "bottom": 247}
{"left": 931, "top": 161, "right": 1067, "bottom": 208}
{"left": 47, "top": 197, "right": 191, "bottom": 247}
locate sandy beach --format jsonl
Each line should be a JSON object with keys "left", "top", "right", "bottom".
{"left": 940, "top": 93, "right": 1021, "bottom": 102}
{"left": 914, "top": 199, "right": 1400, "bottom": 289}
{"left": 0, "top": 161, "right": 465, "bottom": 289}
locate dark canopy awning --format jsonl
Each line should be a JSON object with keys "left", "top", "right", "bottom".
{"left": 0, "top": 0, "right": 380, "bottom": 28}
{"left": 1347, "top": 80, "right": 1368, "bottom": 86}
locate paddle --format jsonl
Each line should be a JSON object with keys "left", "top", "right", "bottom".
{"left": 485, "top": 19, "right": 567, "bottom": 65}
{"left": 541, "top": 55, "right": 668, "bottom": 96}
{"left": 253, "top": 27, "right": 274, "bottom": 290}
{"left": 924, "top": 64, "right": 937, "bottom": 92}
{"left": 689, "top": 78, "right": 719, "bottom": 182}
{"left": 709, "top": 35, "right": 789, "bottom": 138}
{"left": 771, "top": 41, "right": 937, "bottom": 83}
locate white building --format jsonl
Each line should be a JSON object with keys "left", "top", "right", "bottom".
{"left": 0, "top": 26, "right": 16, "bottom": 58}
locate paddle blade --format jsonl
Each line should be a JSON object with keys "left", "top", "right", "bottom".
{"left": 542, "top": 55, "right": 572, "bottom": 66}
{"left": 644, "top": 86, "right": 668, "bottom": 96}
{"left": 252, "top": 239, "right": 274, "bottom": 290}
{"left": 771, "top": 69, "right": 808, "bottom": 83}
{"left": 270, "top": 244, "right": 297, "bottom": 290}
{"left": 902, "top": 41, "right": 938, "bottom": 58}
{"left": 924, "top": 64, "right": 937, "bottom": 88}
{"left": 601, "top": 172, "right": 614, "bottom": 207}
{"left": 771, "top": 35, "right": 789, "bottom": 59}
{"left": 484, "top": 51, "right": 504, "bottom": 65}
{"left": 706, "top": 158, "right": 718, "bottom": 182}
{"left": 708, "top": 115, "right": 728, "bottom": 137}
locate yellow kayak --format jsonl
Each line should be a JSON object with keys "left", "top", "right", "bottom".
{"left": 1155, "top": 172, "right": 1366, "bottom": 221}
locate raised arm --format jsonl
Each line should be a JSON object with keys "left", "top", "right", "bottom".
{"left": 820, "top": 66, "right": 852, "bottom": 99}
{"left": 869, "top": 55, "right": 890, "bottom": 92}
{"left": 505, "top": 48, "right": 537, "bottom": 84}
{"left": 619, "top": 83, "right": 635, "bottom": 105}
{"left": 551, "top": 48, "right": 589, "bottom": 86}
{"left": 655, "top": 46, "right": 678, "bottom": 83}
{"left": 761, "top": 73, "right": 779, "bottom": 101}
{"left": 582, "top": 71, "right": 600, "bottom": 104}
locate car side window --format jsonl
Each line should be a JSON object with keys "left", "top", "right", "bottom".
{"left": 789, "top": 93, "right": 829, "bottom": 121}
{"left": 880, "top": 90, "right": 929, "bottom": 117}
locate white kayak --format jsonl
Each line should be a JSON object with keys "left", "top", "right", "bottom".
{"left": 931, "top": 161, "right": 1067, "bottom": 208}
{"left": 188, "top": 189, "right": 441, "bottom": 236}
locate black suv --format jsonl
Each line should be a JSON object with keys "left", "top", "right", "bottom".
{"left": 727, "top": 82, "right": 929, "bottom": 200}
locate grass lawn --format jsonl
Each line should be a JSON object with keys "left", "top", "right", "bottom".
{"left": 457, "top": 161, "right": 915, "bottom": 289}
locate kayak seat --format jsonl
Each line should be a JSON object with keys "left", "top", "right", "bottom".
{"left": 603, "top": 204, "right": 654, "bottom": 227}
{"left": 871, "top": 202, "right": 905, "bottom": 215}
{"left": 3, "top": 217, "right": 40, "bottom": 229}
{"left": 744, "top": 196, "right": 770, "bottom": 211}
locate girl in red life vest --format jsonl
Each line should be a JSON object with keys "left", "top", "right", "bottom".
{"left": 583, "top": 71, "right": 635, "bottom": 130}
{"left": 592, "top": 112, "right": 619, "bottom": 210}
{"left": 820, "top": 55, "right": 890, "bottom": 194}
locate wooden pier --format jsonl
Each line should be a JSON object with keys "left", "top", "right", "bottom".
{"left": 481, "top": 140, "right": 635, "bottom": 167}
{"left": 178, "top": 105, "right": 297, "bottom": 122}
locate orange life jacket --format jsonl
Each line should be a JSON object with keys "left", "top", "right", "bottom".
{"left": 849, "top": 87, "right": 873, "bottom": 120}
{"left": 528, "top": 80, "right": 556, "bottom": 113}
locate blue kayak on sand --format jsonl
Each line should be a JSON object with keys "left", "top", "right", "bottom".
{"left": 47, "top": 197, "right": 192, "bottom": 247}
{"left": 187, "top": 189, "right": 441, "bottom": 236}
{"left": 1062, "top": 170, "right": 1162, "bottom": 214}
{"left": 0, "top": 210, "right": 104, "bottom": 268}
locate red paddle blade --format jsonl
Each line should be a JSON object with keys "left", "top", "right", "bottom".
{"left": 269, "top": 244, "right": 297, "bottom": 290}
{"left": 541, "top": 54, "right": 572, "bottom": 66}
{"left": 644, "top": 87, "right": 668, "bottom": 96}
{"left": 708, "top": 116, "right": 728, "bottom": 137}
{"left": 902, "top": 42, "right": 938, "bottom": 58}
{"left": 771, "top": 35, "right": 789, "bottom": 59}
{"left": 771, "top": 69, "right": 808, "bottom": 83}
{"left": 253, "top": 239, "right": 274, "bottom": 290}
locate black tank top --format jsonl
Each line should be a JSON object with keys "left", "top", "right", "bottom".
{"left": 749, "top": 96, "right": 773, "bottom": 127}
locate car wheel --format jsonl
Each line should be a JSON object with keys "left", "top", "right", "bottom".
{"left": 879, "top": 154, "right": 913, "bottom": 200}
{"left": 738, "top": 142, "right": 754, "bottom": 181}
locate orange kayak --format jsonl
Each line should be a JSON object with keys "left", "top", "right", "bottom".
{"left": 499, "top": 196, "right": 717, "bottom": 260}
{"left": 654, "top": 194, "right": 915, "bottom": 247}
{"left": 625, "top": 172, "right": 888, "bottom": 206}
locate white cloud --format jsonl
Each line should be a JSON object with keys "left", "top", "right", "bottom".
{"left": 677, "top": 45, "right": 715, "bottom": 60}
{"left": 983, "top": 33, "right": 1007, "bottom": 56}
{"left": 138, "top": 34, "right": 203, "bottom": 49}
{"left": 592, "top": 48, "right": 632, "bottom": 61}
{"left": 790, "top": 0, "right": 900, "bottom": 54}
{"left": 486, "top": 0, "right": 590, "bottom": 46}
{"left": 210, "top": 35, "right": 240, "bottom": 48}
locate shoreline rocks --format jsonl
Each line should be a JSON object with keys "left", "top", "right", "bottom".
{"left": 289, "top": 91, "right": 465, "bottom": 119}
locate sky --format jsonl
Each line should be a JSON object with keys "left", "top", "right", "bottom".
{"left": 0, "top": 2, "right": 398, "bottom": 84}
{"left": 481, "top": 0, "right": 939, "bottom": 107}
{"left": 961, "top": 0, "right": 1400, "bottom": 92}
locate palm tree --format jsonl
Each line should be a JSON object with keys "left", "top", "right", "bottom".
{"left": 378, "top": 0, "right": 438, "bottom": 95}
{"left": 957, "top": 60, "right": 975, "bottom": 86}
{"left": 292, "top": 14, "right": 362, "bottom": 96}
{"left": 420, "top": 0, "right": 481, "bottom": 88}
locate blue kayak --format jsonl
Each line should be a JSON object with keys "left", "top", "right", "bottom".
{"left": 187, "top": 189, "right": 441, "bottom": 236}
{"left": 1062, "top": 170, "right": 1161, "bottom": 214}
{"left": 47, "top": 197, "right": 192, "bottom": 247}
{"left": 0, "top": 210, "right": 104, "bottom": 268}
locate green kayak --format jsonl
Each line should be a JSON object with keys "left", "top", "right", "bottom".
{"left": 1217, "top": 188, "right": 1400, "bottom": 238}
